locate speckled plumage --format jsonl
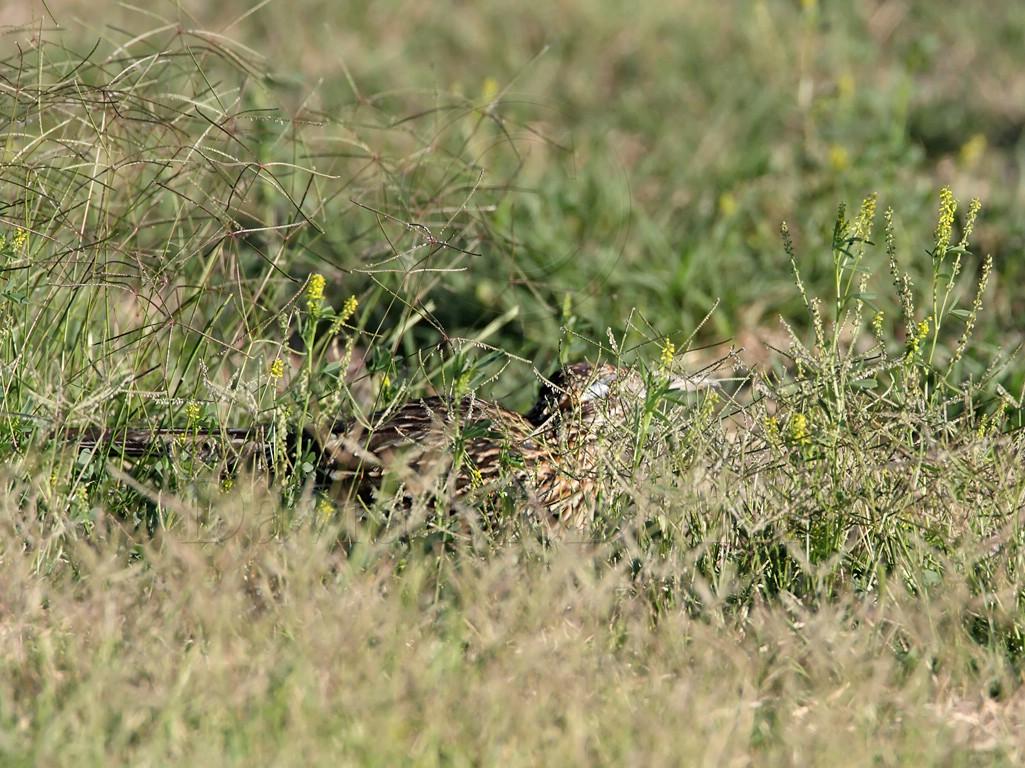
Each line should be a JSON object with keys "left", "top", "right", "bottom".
{"left": 71, "top": 362, "right": 679, "bottom": 534}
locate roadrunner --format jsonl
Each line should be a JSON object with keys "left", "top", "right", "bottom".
{"left": 71, "top": 362, "right": 700, "bottom": 533}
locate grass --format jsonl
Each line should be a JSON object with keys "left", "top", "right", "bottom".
{"left": 4, "top": 1, "right": 1025, "bottom": 763}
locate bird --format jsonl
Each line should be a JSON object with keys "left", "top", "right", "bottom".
{"left": 68, "top": 362, "right": 703, "bottom": 534}
{"left": 319, "top": 361, "right": 706, "bottom": 531}
{"left": 523, "top": 361, "right": 698, "bottom": 531}
{"left": 312, "top": 392, "right": 547, "bottom": 516}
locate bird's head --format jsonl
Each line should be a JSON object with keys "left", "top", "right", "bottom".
{"left": 526, "top": 361, "right": 695, "bottom": 432}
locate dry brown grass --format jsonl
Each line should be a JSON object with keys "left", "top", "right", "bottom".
{"left": 1, "top": 476, "right": 1023, "bottom": 766}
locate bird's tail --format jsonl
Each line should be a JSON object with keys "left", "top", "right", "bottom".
{"left": 66, "top": 425, "right": 277, "bottom": 462}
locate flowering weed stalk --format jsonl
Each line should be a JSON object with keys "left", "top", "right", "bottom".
{"left": 759, "top": 187, "right": 1008, "bottom": 594}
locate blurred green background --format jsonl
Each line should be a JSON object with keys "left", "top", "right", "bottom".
{"left": 3, "top": 0, "right": 1024, "bottom": 413}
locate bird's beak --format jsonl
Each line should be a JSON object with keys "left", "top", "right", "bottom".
{"left": 666, "top": 373, "right": 722, "bottom": 392}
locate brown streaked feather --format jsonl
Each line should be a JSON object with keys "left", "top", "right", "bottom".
{"left": 315, "top": 396, "right": 548, "bottom": 504}
{"left": 61, "top": 362, "right": 679, "bottom": 535}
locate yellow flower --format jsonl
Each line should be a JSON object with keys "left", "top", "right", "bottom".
{"left": 854, "top": 193, "right": 877, "bottom": 240}
{"left": 306, "top": 273, "right": 326, "bottom": 313}
{"left": 827, "top": 144, "right": 849, "bottom": 172}
{"left": 315, "top": 496, "right": 335, "bottom": 523}
{"left": 934, "top": 186, "right": 957, "bottom": 258}
{"left": 871, "top": 310, "right": 885, "bottom": 337}
{"left": 269, "top": 357, "right": 285, "bottom": 379}
{"left": 73, "top": 484, "right": 90, "bottom": 511}
{"left": 718, "top": 192, "right": 737, "bottom": 217}
{"left": 482, "top": 77, "right": 499, "bottom": 103}
{"left": 466, "top": 462, "right": 484, "bottom": 489}
{"left": 12, "top": 228, "right": 27, "bottom": 251}
{"left": 959, "top": 134, "right": 986, "bottom": 169}
{"left": 905, "top": 316, "right": 931, "bottom": 359}
{"left": 184, "top": 400, "right": 202, "bottom": 426}
{"left": 836, "top": 72, "right": 855, "bottom": 101}
{"left": 699, "top": 390, "right": 720, "bottom": 422}
{"left": 328, "top": 294, "right": 360, "bottom": 335}
{"left": 789, "top": 412, "right": 810, "bottom": 446}
{"left": 340, "top": 294, "right": 359, "bottom": 323}
{"left": 659, "top": 339, "right": 676, "bottom": 372}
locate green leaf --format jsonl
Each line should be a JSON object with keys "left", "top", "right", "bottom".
{"left": 368, "top": 346, "right": 393, "bottom": 373}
